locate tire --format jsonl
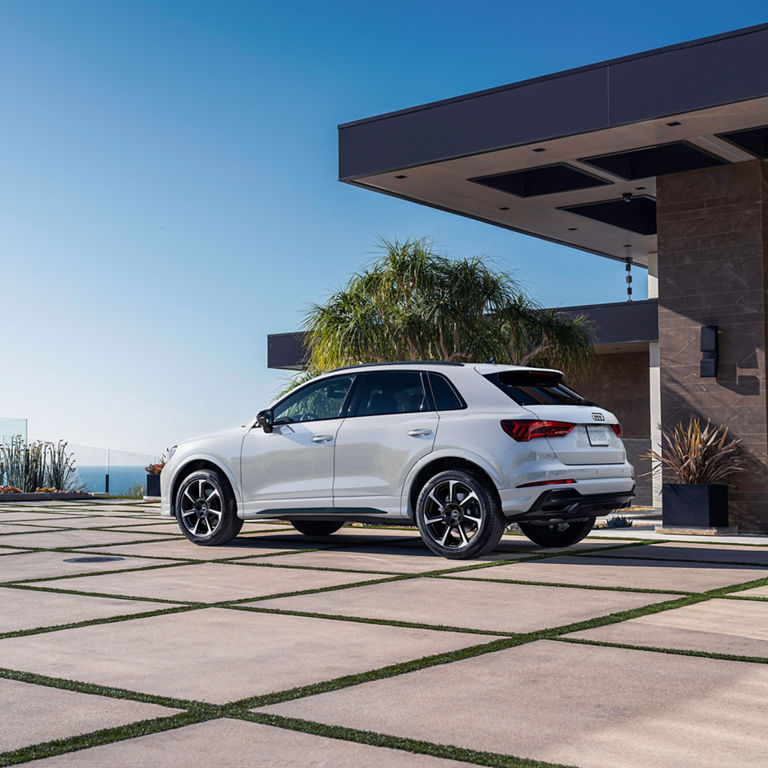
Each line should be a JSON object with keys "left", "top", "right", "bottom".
{"left": 415, "top": 469, "right": 504, "bottom": 559}
{"left": 175, "top": 469, "right": 243, "bottom": 546}
{"left": 289, "top": 520, "right": 344, "bottom": 537}
{"left": 518, "top": 517, "right": 596, "bottom": 548}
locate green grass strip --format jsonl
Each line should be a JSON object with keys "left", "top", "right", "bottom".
{"left": 554, "top": 636, "right": 768, "bottom": 664}
{"left": 239, "top": 710, "right": 578, "bottom": 768}
{"left": 0, "top": 712, "right": 209, "bottom": 766}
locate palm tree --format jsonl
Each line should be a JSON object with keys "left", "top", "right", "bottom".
{"left": 302, "top": 237, "right": 594, "bottom": 377}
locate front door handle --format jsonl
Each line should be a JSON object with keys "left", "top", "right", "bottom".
{"left": 312, "top": 434, "right": 334, "bottom": 443}
{"left": 408, "top": 429, "right": 433, "bottom": 437}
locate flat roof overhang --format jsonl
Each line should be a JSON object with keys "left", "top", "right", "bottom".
{"left": 267, "top": 299, "right": 658, "bottom": 370}
{"left": 338, "top": 23, "right": 768, "bottom": 266}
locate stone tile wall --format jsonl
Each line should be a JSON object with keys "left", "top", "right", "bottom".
{"left": 657, "top": 159, "right": 768, "bottom": 531}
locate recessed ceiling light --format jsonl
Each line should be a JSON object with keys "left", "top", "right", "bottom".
{"left": 395, "top": 174, "right": 407, "bottom": 179}
{"left": 532, "top": 147, "right": 546, "bottom": 153}
{"left": 666, "top": 121, "right": 681, "bottom": 127}
{"left": 635, "top": 186, "right": 646, "bottom": 190}
{"left": 623, "top": 244, "right": 631, "bottom": 248}
{"left": 568, "top": 227, "right": 578, "bottom": 231}
{"left": 498, "top": 206, "right": 509, "bottom": 211}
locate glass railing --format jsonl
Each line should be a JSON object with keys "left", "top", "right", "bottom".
{"left": 67, "top": 444, "right": 156, "bottom": 495}
{"left": 0, "top": 418, "right": 28, "bottom": 445}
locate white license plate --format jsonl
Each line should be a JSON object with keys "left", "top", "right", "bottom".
{"left": 586, "top": 425, "right": 610, "bottom": 446}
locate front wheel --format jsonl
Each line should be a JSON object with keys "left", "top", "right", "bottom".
{"left": 175, "top": 469, "right": 242, "bottom": 546}
{"left": 415, "top": 470, "right": 504, "bottom": 559}
{"left": 290, "top": 520, "right": 344, "bottom": 537}
{"left": 518, "top": 517, "right": 596, "bottom": 548}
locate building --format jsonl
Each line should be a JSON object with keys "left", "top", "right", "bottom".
{"left": 269, "top": 23, "right": 768, "bottom": 531}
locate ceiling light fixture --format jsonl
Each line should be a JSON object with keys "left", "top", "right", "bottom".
{"left": 666, "top": 121, "right": 682, "bottom": 127}
{"left": 532, "top": 147, "right": 546, "bottom": 153}
{"left": 395, "top": 174, "right": 407, "bottom": 179}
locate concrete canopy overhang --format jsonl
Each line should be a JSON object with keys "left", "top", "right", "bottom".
{"left": 338, "top": 23, "right": 768, "bottom": 267}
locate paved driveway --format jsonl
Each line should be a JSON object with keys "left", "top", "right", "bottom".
{"left": 1, "top": 499, "right": 767, "bottom": 767}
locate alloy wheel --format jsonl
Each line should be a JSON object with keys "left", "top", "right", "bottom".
{"left": 179, "top": 477, "right": 223, "bottom": 538}
{"left": 422, "top": 478, "right": 484, "bottom": 550}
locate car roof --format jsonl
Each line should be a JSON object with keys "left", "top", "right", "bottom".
{"left": 324, "top": 361, "right": 563, "bottom": 376}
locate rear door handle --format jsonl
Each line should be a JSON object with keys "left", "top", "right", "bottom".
{"left": 408, "top": 429, "right": 433, "bottom": 437}
{"left": 312, "top": 434, "right": 334, "bottom": 443}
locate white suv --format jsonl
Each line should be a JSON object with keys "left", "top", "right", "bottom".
{"left": 160, "top": 362, "right": 634, "bottom": 559}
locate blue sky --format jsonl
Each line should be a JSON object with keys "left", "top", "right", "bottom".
{"left": 1, "top": 1, "right": 766, "bottom": 455}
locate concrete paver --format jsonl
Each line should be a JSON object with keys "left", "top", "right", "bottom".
{"left": 30, "top": 718, "right": 474, "bottom": 767}
{"left": 34, "top": 562, "right": 378, "bottom": 602}
{"left": 737, "top": 584, "right": 768, "bottom": 597}
{"left": 0, "top": 525, "right": 62, "bottom": 535}
{"left": 23, "top": 516, "right": 172, "bottom": 529}
{"left": 0, "top": 587, "right": 181, "bottom": 633}
{"left": 89, "top": 537, "right": 323, "bottom": 560}
{"left": 0, "top": 529, "right": 172, "bottom": 549}
{"left": 449, "top": 555, "right": 767, "bottom": 592}
{"left": 252, "top": 576, "right": 677, "bottom": 633}
{"left": 0, "top": 551, "right": 177, "bottom": 582}
{"left": 566, "top": 598, "right": 768, "bottom": 657}
{"left": 259, "top": 639, "right": 768, "bottom": 768}
{"left": 258, "top": 546, "right": 455, "bottom": 573}
{"left": 0, "top": 677, "right": 179, "bottom": 753}
{"left": 0, "top": 607, "right": 495, "bottom": 703}
{"left": 593, "top": 541, "right": 768, "bottom": 565}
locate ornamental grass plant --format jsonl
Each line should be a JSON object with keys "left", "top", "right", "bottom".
{"left": 645, "top": 417, "right": 745, "bottom": 485}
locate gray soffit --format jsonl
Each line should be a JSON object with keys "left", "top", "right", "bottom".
{"left": 338, "top": 23, "right": 768, "bottom": 265}
{"left": 266, "top": 300, "right": 658, "bottom": 370}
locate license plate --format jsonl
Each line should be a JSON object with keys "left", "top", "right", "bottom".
{"left": 587, "top": 425, "right": 610, "bottom": 446}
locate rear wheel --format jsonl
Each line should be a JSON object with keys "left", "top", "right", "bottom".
{"left": 290, "top": 520, "right": 344, "bottom": 536}
{"left": 415, "top": 470, "right": 504, "bottom": 559}
{"left": 175, "top": 469, "right": 242, "bottom": 546}
{"left": 518, "top": 517, "right": 595, "bottom": 548}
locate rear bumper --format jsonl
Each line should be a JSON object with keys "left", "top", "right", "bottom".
{"left": 505, "top": 487, "right": 635, "bottom": 523}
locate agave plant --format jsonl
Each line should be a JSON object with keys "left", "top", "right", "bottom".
{"left": 646, "top": 417, "right": 745, "bottom": 485}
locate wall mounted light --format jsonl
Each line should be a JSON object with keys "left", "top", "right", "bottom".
{"left": 700, "top": 325, "right": 718, "bottom": 377}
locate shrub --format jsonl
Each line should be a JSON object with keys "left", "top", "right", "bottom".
{"left": 0, "top": 436, "right": 86, "bottom": 493}
{"left": 604, "top": 515, "right": 633, "bottom": 528}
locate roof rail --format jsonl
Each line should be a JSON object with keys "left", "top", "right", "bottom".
{"left": 331, "top": 360, "right": 465, "bottom": 372}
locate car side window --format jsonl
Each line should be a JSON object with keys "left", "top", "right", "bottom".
{"left": 428, "top": 372, "right": 466, "bottom": 411}
{"left": 272, "top": 375, "right": 354, "bottom": 425}
{"left": 352, "top": 371, "right": 432, "bottom": 417}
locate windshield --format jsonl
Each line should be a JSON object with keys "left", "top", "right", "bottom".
{"left": 484, "top": 370, "right": 593, "bottom": 406}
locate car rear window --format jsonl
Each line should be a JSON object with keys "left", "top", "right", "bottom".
{"left": 484, "top": 370, "right": 591, "bottom": 406}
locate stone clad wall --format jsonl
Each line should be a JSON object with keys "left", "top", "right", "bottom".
{"left": 657, "top": 159, "right": 768, "bottom": 531}
{"left": 570, "top": 350, "right": 652, "bottom": 506}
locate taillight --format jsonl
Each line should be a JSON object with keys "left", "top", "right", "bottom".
{"left": 500, "top": 420, "right": 575, "bottom": 442}
{"left": 611, "top": 423, "right": 622, "bottom": 438}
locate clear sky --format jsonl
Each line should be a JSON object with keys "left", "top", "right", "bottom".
{"left": 1, "top": 1, "right": 766, "bottom": 455}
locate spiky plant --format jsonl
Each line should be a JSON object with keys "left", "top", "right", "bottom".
{"left": 646, "top": 417, "right": 745, "bottom": 485}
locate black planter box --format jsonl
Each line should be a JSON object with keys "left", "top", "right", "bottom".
{"left": 662, "top": 483, "right": 728, "bottom": 528}
{"left": 146, "top": 474, "right": 161, "bottom": 497}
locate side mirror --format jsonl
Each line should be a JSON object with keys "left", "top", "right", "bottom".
{"left": 256, "top": 409, "right": 274, "bottom": 433}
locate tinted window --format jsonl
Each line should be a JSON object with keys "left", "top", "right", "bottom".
{"left": 273, "top": 375, "right": 354, "bottom": 424}
{"left": 428, "top": 373, "right": 465, "bottom": 411}
{"left": 353, "top": 371, "right": 431, "bottom": 417}
{"left": 485, "top": 370, "right": 589, "bottom": 406}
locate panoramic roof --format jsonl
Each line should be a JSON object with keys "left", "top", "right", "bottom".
{"left": 338, "top": 23, "right": 768, "bottom": 267}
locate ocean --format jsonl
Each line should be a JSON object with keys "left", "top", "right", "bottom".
{"left": 76, "top": 465, "right": 149, "bottom": 495}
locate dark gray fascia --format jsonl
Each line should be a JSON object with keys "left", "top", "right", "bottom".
{"left": 338, "top": 23, "right": 768, "bottom": 180}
